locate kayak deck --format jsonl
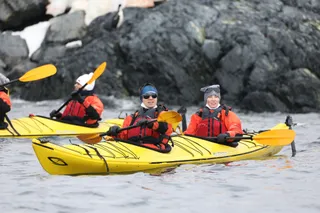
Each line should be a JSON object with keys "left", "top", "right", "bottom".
{"left": 0, "top": 115, "right": 123, "bottom": 138}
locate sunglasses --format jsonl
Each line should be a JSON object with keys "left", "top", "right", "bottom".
{"left": 143, "top": 94, "right": 158, "bottom": 99}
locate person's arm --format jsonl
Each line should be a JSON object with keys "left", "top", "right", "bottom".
{"left": 83, "top": 96, "right": 104, "bottom": 119}
{"left": 0, "top": 97, "right": 11, "bottom": 113}
{"left": 184, "top": 114, "right": 201, "bottom": 135}
{"left": 117, "top": 115, "right": 132, "bottom": 140}
{"left": 224, "top": 111, "right": 243, "bottom": 137}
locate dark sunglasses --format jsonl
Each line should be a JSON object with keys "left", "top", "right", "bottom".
{"left": 143, "top": 94, "right": 158, "bottom": 99}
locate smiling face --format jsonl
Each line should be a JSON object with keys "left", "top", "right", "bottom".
{"left": 142, "top": 93, "right": 158, "bottom": 108}
{"left": 206, "top": 95, "right": 220, "bottom": 108}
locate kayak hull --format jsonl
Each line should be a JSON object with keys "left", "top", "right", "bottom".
{"left": 32, "top": 123, "right": 288, "bottom": 175}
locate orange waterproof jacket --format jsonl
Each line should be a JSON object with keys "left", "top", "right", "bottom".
{"left": 62, "top": 95, "right": 104, "bottom": 125}
{"left": 184, "top": 107, "right": 243, "bottom": 137}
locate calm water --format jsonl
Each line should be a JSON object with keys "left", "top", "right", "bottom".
{"left": 1, "top": 100, "right": 319, "bottom": 213}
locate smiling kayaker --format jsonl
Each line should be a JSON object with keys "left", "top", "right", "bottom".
{"left": 0, "top": 74, "right": 11, "bottom": 129}
{"left": 50, "top": 73, "right": 104, "bottom": 126}
{"left": 184, "top": 84, "right": 243, "bottom": 145}
{"left": 106, "top": 83, "right": 173, "bottom": 152}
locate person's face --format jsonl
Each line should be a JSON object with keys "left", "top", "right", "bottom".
{"left": 207, "top": 95, "right": 220, "bottom": 108}
{"left": 142, "top": 93, "right": 158, "bottom": 108}
{"left": 74, "top": 82, "right": 82, "bottom": 90}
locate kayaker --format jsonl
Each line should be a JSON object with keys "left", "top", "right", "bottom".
{"left": 184, "top": 84, "right": 243, "bottom": 145}
{"left": 0, "top": 74, "right": 11, "bottom": 129}
{"left": 105, "top": 83, "right": 173, "bottom": 152}
{"left": 50, "top": 73, "right": 104, "bottom": 126}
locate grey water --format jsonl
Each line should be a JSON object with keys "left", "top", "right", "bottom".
{"left": 0, "top": 99, "right": 319, "bottom": 213}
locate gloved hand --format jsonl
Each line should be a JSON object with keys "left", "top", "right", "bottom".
{"left": 50, "top": 110, "right": 62, "bottom": 119}
{"left": 136, "top": 118, "right": 153, "bottom": 128}
{"left": 106, "top": 126, "right": 121, "bottom": 136}
{"left": 217, "top": 133, "right": 230, "bottom": 143}
{"left": 71, "top": 91, "right": 84, "bottom": 104}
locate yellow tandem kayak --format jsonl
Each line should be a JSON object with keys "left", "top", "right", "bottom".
{"left": 32, "top": 123, "right": 293, "bottom": 175}
{"left": 0, "top": 115, "right": 123, "bottom": 138}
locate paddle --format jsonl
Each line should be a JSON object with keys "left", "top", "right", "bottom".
{"left": 206, "top": 129, "right": 296, "bottom": 146}
{"left": 0, "top": 64, "right": 57, "bottom": 87}
{"left": 177, "top": 106, "right": 187, "bottom": 131}
{"left": 78, "top": 110, "right": 182, "bottom": 144}
{"left": 285, "top": 115, "right": 296, "bottom": 157}
{"left": 54, "top": 62, "right": 107, "bottom": 114}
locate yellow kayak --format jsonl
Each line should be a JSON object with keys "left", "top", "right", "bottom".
{"left": 0, "top": 115, "right": 123, "bottom": 138}
{"left": 32, "top": 123, "right": 293, "bottom": 175}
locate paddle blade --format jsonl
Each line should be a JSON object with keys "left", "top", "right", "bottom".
{"left": 77, "top": 134, "right": 102, "bottom": 144}
{"left": 253, "top": 129, "right": 296, "bottom": 146}
{"left": 158, "top": 111, "right": 182, "bottom": 124}
{"left": 87, "top": 62, "right": 106, "bottom": 85}
{"left": 19, "top": 64, "right": 57, "bottom": 82}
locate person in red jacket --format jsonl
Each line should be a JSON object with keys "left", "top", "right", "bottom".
{"left": 50, "top": 72, "right": 104, "bottom": 126}
{"left": 184, "top": 84, "right": 243, "bottom": 145}
{"left": 106, "top": 83, "right": 173, "bottom": 152}
{"left": 0, "top": 74, "right": 11, "bottom": 129}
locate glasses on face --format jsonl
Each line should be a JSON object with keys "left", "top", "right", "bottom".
{"left": 143, "top": 94, "right": 158, "bottom": 99}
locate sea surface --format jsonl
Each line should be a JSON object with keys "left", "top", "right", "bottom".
{"left": 1, "top": 99, "right": 319, "bottom": 213}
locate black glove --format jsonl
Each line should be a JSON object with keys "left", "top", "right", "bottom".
{"left": 154, "top": 121, "right": 168, "bottom": 134}
{"left": 136, "top": 118, "right": 149, "bottom": 126}
{"left": 106, "top": 126, "right": 121, "bottom": 136}
{"left": 71, "top": 91, "right": 84, "bottom": 104}
{"left": 217, "top": 133, "right": 230, "bottom": 143}
{"left": 50, "top": 110, "right": 62, "bottom": 119}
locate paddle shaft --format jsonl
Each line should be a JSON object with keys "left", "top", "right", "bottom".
{"left": 55, "top": 83, "right": 89, "bottom": 113}
{"left": 177, "top": 106, "right": 187, "bottom": 131}
{"left": 207, "top": 136, "right": 253, "bottom": 141}
{"left": 100, "top": 120, "right": 157, "bottom": 137}
{"left": 0, "top": 79, "right": 19, "bottom": 87}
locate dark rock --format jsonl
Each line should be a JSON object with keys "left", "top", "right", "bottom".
{"left": 0, "top": 0, "right": 49, "bottom": 31}
{"left": 4, "top": 0, "right": 320, "bottom": 113}
{"left": 241, "top": 91, "right": 289, "bottom": 112}
{"left": 202, "top": 39, "right": 221, "bottom": 64}
{"left": 268, "top": 68, "right": 320, "bottom": 112}
{"left": 31, "top": 45, "right": 66, "bottom": 62}
{"left": 45, "top": 11, "right": 87, "bottom": 44}
{"left": 0, "top": 59, "right": 6, "bottom": 69}
{"left": 0, "top": 33, "right": 29, "bottom": 67}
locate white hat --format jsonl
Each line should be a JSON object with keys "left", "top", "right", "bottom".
{"left": 76, "top": 72, "right": 95, "bottom": 91}
{"left": 0, "top": 73, "right": 9, "bottom": 85}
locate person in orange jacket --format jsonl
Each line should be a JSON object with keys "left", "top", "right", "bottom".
{"left": 50, "top": 72, "right": 104, "bottom": 126}
{"left": 184, "top": 84, "right": 243, "bottom": 144}
{"left": 0, "top": 74, "right": 11, "bottom": 129}
{"left": 106, "top": 83, "right": 173, "bottom": 152}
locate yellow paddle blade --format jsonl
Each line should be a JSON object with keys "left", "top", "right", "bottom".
{"left": 171, "top": 122, "right": 180, "bottom": 131}
{"left": 253, "top": 129, "right": 296, "bottom": 146}
{"left": 158, "top": 111, "right": 182, "bottom": 124}
{"left": 77, "top": 134, "right": 102, "bottom": 144}
{"left": 87, "top": 62, "right": 107, "bottom": 85}
{"left": 19, "top": 64, "right": 57, "bottom": 82}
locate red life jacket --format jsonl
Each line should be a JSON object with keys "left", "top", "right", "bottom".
{"left": 62, "top": 100, "right": 86, "bottom": 118}
{"left": 127, "top": 105, "right": 167, "bottom": 143}
{"left": 61, "top": 94, "right": 102, "bottom": 125}
{"left": 195, "top": 106, "right": 228, "bottom": 137}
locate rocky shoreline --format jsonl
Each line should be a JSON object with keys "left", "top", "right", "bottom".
{"left": 1, "top": 0, "right": 320, "bottom": 112}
